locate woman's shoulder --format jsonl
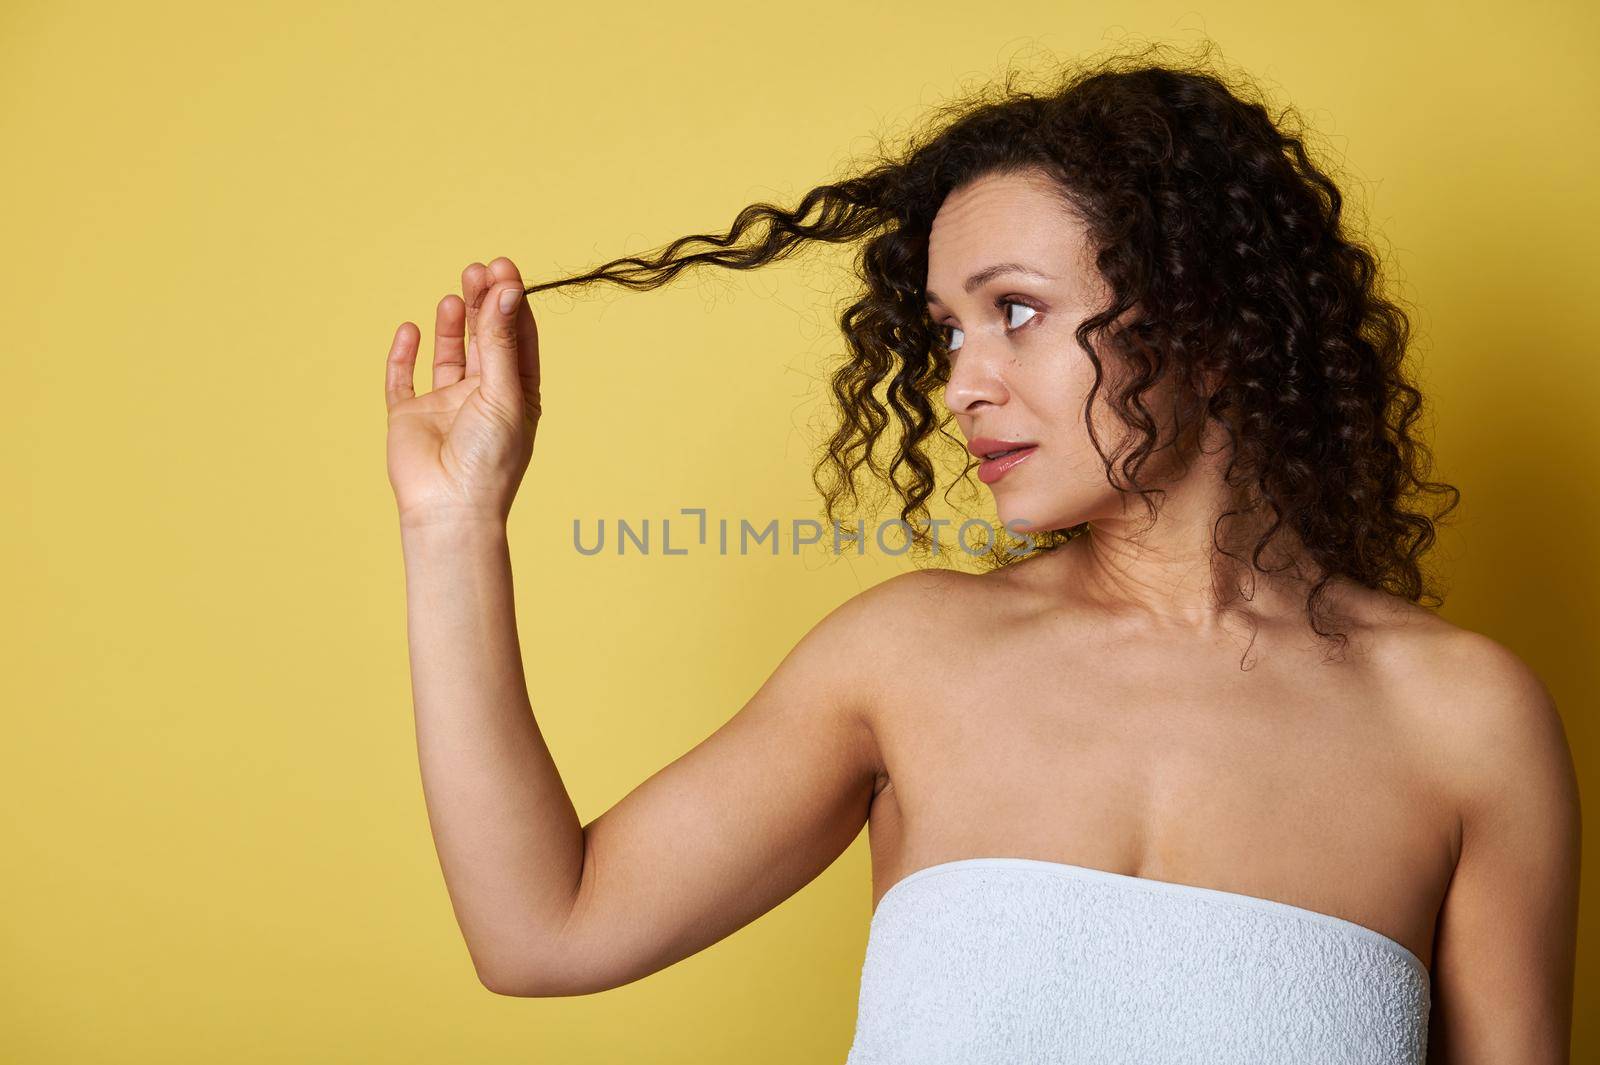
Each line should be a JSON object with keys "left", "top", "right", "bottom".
{"left": 1329, "top": 580, "right": 1557, "bottom": 733}
{"left": 829, "top": 552, "right": 1063, "bottom": 629}
{"left": 1407, "top": 620, "right": 1568, "bottom": 774}
{"left": 816, "top": 564, "right": 992, "bottom": 645}
{"left": 858, "top": 563, "right": 987, "bottom": 603}
{"left": 1345, "top": 584, "right": 1556, "bottom": 727}
{"left": 1353, "top": 592, "right": 1576, "bottom": 833}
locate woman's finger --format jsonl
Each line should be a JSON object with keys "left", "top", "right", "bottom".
{"left": 477, "top": 281, "right": 526, "bottom": 413}
{"left": 385, "top": 321, "right": 420, "bottom": 410}
{"left": 479, "top": 258, "right": 538, "bottom": 422}
{"left": 432, "top": 294, "right": 466, "bottom": 390}
{"left": 461, "top": 262, "right": 489, "bottom": 380}
{"left": 514, "top": 289, "right": 541, "bottom": 421}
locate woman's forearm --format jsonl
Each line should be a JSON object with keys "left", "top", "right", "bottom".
{"left": 400, "top": 518, "right": 584, "bottom": 992}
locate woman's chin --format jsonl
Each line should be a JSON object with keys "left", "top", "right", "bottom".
{"left": 996, "top": 500, "right": 1076, "bottom": 537}
{"left": 996, "top": 506, "right": 1048, "bottom": 536}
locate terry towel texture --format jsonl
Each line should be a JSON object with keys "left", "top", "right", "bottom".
{"left": 845, "top": 857, "right": 1430, "bottom": 1065}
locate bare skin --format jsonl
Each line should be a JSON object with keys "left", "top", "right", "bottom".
{"left": 383, "top": 170, "right": 1580, "bottom": 1064}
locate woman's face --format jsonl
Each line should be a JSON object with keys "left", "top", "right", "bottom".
{"left": 926, "top": 167, "right": 1166, "bottom": 534}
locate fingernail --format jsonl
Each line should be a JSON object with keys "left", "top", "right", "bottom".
{"left": 498, "top": 287, "right": 520, "bottom": 314}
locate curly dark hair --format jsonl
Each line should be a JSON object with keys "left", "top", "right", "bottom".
{"left": 522, "top": 40, "right": 1460, "bottom": 656}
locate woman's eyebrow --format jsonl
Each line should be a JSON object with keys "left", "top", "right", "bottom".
{"left": 925, "top": 262, "right": 1057, "bottom": 306}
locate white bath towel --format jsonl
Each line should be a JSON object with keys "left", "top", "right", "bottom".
{"left": 845, "top": 857, "right": 1429, "bottom": 1064}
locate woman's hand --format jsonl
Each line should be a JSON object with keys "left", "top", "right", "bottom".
{"left": 384, "top": 258, "right": 542, "bottom": 528}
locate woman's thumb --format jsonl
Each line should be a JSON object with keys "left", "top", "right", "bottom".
{"left": 477, "top": 281, "right": 526, "bottom": 412}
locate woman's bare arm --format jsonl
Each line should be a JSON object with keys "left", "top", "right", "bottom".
{"left": 396, "top": 517, "right": 584, "bottom": 991}
{"left": 533, "top": 577, "right": 891, "bottom": 996}
{"left": 1425, "top": 632, "right": 1582, "bottom": 1064}
{"left": 384, "top": 257, "right": 893, "bottom": 997}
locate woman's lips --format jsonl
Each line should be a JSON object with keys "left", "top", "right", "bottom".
{"left": 977, "top": 445, "right": 1038, "bottom": 484}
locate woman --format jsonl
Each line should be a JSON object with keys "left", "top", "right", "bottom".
{"left": 381, "top": 48, "right": 1581, "bottom": 1064}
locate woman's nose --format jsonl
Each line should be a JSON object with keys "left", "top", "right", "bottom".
{"left": 942, "top": 343, "right": 1008, "bottom": 416}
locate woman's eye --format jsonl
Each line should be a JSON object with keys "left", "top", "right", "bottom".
{"left": 936, "top": 301, "right": 1034, "bottom": 355}
{"left": 1005, "top": 301, "right": 1037, "bottom": 329}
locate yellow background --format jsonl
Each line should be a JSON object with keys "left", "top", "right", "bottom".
{"left": 3, "top": 1, "right": 1595, "bottom": 1061}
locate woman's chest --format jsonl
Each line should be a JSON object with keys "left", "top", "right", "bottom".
{"left": 862, "top": 639, "right": 1458, "bottom": 971}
